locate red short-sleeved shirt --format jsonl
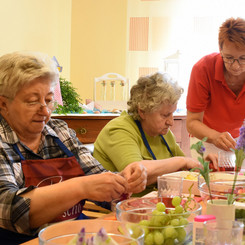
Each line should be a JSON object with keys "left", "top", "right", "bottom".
{"left": 186, "top": 53, "right": 245, "bottom": 138}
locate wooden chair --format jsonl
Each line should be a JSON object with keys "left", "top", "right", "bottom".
{"left": 94, "top": 73, "right": 130, "bottom": 111}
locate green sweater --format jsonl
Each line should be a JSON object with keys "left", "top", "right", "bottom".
{"left": 93, "top": 111, "right": 185, "bottom": 195}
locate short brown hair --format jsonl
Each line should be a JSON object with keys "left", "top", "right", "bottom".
{"left": 219, "top": 17, "right": 245, "bottom": 49}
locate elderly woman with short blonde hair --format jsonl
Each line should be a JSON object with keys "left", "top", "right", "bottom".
{"left": 0, "top": 51, "right": 147, "bottom": 244}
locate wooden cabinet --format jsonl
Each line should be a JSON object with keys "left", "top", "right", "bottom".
{"left": 52, "top": 113, "right": 190, "bottom": 156}
{"left": 52, "top": 114, "right": 119, "bottom": 144}
{"left": 170, "top": 115, "right": 190, "bottom": 157}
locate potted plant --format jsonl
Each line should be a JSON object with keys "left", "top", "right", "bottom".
{"left": 55, "top": 77, "right": 83, "bottom": 114}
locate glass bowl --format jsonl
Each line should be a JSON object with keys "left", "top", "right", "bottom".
{"left": 198, "top": 171, "right": 245, "bottom": 220}
{"left": 115, "top": 197, "right": 202, "bottom": 245}
{"left": 198, "top": 171, "right": 245, "bottom": 204}
{"left": 38, "top": 220, "right": 144, "bottom": 245}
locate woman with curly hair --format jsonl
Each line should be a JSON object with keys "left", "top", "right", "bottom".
{"left": 94, "top": 72, "right": 217, "bottom": 196}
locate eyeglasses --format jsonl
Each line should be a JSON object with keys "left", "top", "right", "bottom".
{"left": 222, "top": 56, "right": 245, "bottom": 65}
{"left": 24, "top": 100, "right": 58, "bottom": 111}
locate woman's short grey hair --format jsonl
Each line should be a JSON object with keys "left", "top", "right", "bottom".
{"left": 127, "top": 72, "right": 184, "bottom": 120}
{"left": 0, "top": 51, "right": 59, "bottom": 99}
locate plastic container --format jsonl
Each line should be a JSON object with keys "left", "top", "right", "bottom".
{"left": 192, "top": 215, "right": 216, "bottom": 244}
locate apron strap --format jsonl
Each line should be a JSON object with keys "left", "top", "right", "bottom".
{"left": 135, "top": 120, "right": 157, "bottom": 160}
{"left": 12, "top": 144, "right": 25, "bottom": 161}
{"left": 160, "top": 135, "right": 174, "bottom": 157}
{"left": 135, "top": 120, "right": 174, "bottom": 159}
{"left": 53, "top": 137, "right": 74, "bottom": 157}
{"left": 13, "top": 137, "right": 74, "bottom": 160}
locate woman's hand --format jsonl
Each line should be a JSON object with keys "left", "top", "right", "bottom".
{"left": 205, "top": 153, "right": 218, "bottom": 170}
{"left": 80, "top": 172, "right": 128, "bottom": 202}
{"left": 184, "top": 154, "right": 218, "bottom": 171}
{"left": 120, "top": 162, "right": 147, "bottom": 194}
{"left": 184, "top": 157, "right": 202, "bottom": 170}
{"left": 212, "top": 132, "right": 236, "bottom": 151}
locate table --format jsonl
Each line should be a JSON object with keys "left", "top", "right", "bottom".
{"left": 21, "top": 237, "right": 38, "bottom": 245}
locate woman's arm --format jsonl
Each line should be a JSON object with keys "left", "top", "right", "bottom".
{"left": 20, "top": 172, "right": 128, "bottom": 229}
{"left": 139, "top": 156, "right": 200, "bottom": 185}
{"left": 186, "top": 110, "right": 236, "bottom": 151}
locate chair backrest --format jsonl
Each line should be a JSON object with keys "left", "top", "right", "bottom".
{"left": 94, "top": 73, "right": 130, "bottom": 111}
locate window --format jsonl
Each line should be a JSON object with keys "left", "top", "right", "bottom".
{"left": 126, "top": 0, "right": 245, "bottom": 113}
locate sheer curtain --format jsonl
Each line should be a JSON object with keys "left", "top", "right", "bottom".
{"left": 126, "top": 0, "right": 245, "bottom": 112}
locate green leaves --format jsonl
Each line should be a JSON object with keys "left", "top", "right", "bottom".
{"left": 55, "top": 77, "right": 83, "bottom": 114}
{"left": 183, "top": 183, "right": 196, "bottom": 211}
{"left": 190, "top": 122, "right": 245, "bottom": 205}
{"left": 235, "top": 148, "right": 245, "bottom": 171}
{"left": 190, "top": 137, "right": 213, "bottom": 202}
{"left": 190, "top": 137, "right": 207, "bottom": 157}
{"left": 228, "top": 148, "right": 245, "bottom": 204}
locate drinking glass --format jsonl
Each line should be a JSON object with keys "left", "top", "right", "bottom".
{"left": 218, "top": 150, "right": 235, "bottom": 171}
{"left": 204, "top": 220, "right": 244, "bottom": 245}
{"left": 157, "top": 175, "right": 183, "bottom": 206}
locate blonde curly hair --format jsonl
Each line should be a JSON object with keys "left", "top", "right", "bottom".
{"left": 127, "top": 72, "right": 183, "bottom": 120}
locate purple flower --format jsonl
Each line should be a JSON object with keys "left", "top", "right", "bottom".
{"left": 86, "top": 236, "right": 94, "bottom": 245}
{"left": 198, "top": 146, "right": 206, "bottom": 154}
{"left": 78, "top": 237, "right": 85, "bottom": 243}
{"left": 77, "top": 227, "right": 85, "bottom": 245}
{"left": 236, "top": 122, "right": 245, "bottom": 151}
{"left": 229, "top": 121, "right": 245, "bottom": 204}
{"left": 97, "top": 227, "right": 108, "bottom": 242}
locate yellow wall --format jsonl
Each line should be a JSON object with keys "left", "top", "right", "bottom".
{"left": 0, "top": 0, "right": 127, "bottom": 103}
{"left": 70, "top": 0, "right": 127, "bottom": 102}
{"left": 1, "top": 0, "right": 244, "bottom": 107}
{"left": 0, "top": 0, "right": 72, "bottom": 80}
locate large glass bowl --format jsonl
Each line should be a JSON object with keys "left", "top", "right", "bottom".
{"left": 198, "top": 171, "right": 245, "bottom": 219}
{"left": 38, "top": 220, "right": 144, "bottom": 245}
{"left": 115, "top": 197, "right": 202, "bottom": 245}
{"left": 198, "top": 171, "right": 245, "bottom": 203}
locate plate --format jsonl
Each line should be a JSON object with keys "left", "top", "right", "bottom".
{"left": 161, "top": 171, "right": 200, "bottom": 196}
